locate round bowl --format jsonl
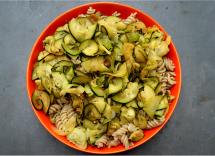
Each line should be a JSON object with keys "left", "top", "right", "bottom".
{"left": 26, "top": 2, "right": 181, "bottom": 154}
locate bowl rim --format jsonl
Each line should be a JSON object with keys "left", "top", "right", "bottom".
{"left": 26, "top": 2, "right": 181, "bottom": 154}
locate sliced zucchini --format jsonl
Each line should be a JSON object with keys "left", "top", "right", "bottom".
{"left": 114, "top": 46, "right": 124, "bottom": 56}
{"left": 89, "top": 82, "right": 104, "bottom": 97}
{"left": 71, "top": 76, "right": 93, "bottom": 85}
{"left": 119, "top": 34, "right": 128, "bottom": 43}
{"left": 111, "top": 82, "right": 139, "bottom": 104}
{"left": 143, "top": 95, "right": 162, "bottom": 119}
{"left": 52, "top": 88, "right": 61, "bottom": 99}
{"left": 53, "top": 60, "right": 73, "bottom": 69}
{"left": 81, "top": 56, "right": 91, "bottom": 62}
{"left": 142, "top": 77, "right": 159, "bottom": 90}
{"left": 126, "top": 32, "right": 140, "bottom": 42}
{"left": 79, "top": 39, "right": 98, "bottom": 56}
{"left": 65, "top": 66, "right": 75, "bottom": 81}
{"left": 41, "top": 77, "right": 52, "bottom": 94}
{"left": 76, "top": 17, "right": 93, "bottom": 27}
{"left": 100, "top": 24, "right": 118, "bottom": 43}
{"left": 155, "top": 109, "right": 165, "bottom": 117}
{"left": 52, "top": 71, "right": 69, "bottom": 89}
{"left": 155, "top": 83, "right": 162, "bottom": 95}
{"left": 144, "top": 59, "right": 158, "bottom": 70}
{"left": 54, "top": 30, "right": 68, "bottom": 40}
{"left": 62, "top": 43, "right": 81, "bottom": 56}
{"left": 135, "top": 45, "right": 147, "bottom": 59}
{"left": 139, "top": 83, "right": 155, "bottom": 104}
{"left": 44, "top": 35, "right": 54, "bottom": 44}
{"left": 64, "top": 34, "right": 76, "bottom": 45}
{"left": 130, "top": 99, "right": 139, "bottom": 109}
{"left": 105, "top": 16, "right": 122, "bottom": 26}
{"left": 97, "top": 35, "right": 113, "bottom": 51}
{"left": 84, "top": 83, "right": 94, "bottom": 97}
{"left": 90, "top": 133, "right": 104, "bottom": 146}
{"left": 36, "top": 63, "right": 52, "bottom": 78}
{"left": 96, "top": 75, "right": 106, "bottom": 87}
{"left": 106, "top": 77, "right": 123, "bottom": 96}
{"left": 32, "top": 90, "right": 50, "bottom": 114}
{"left": 75, "top": 70, "right": 92, "bottom": 78}
{"left": 111, "top": 116, "right": 120, "bottom": 125}
{"left": 53, "top": 38, "right": 64, "bottom": 49}
{"left": 82, "top": 118, "right": 96, "bottom": 129}
{"left": 66, "top": 128, "right": 87, "bottom": 150}
{"left": 115, "top": 39, "right": 124, "bottom": 49}
{"left": 32, "top": 65, "right": 39, "bottom": 80}
{"left": 157, "top": 95, "right": 168, "bottom": 110}
{"left": 84, "top": 104, "right": 101, "bottom": 121}
{"left": 91, "top": 97, "right": 106, "bottom": 113}
{"left": 102, "top": 103, "right": 112, "bottom": 119}
{"left": 68, "top": 18, "right": 97, "bottom": 42}
{"left": 37, "top": 51, "right": 50, "bottom": 61}
{"left": 49, "top": 92, "right": 54, "bottom": 104}
{"left": 31, "top": 91, "right": 43, "bottom": 110}
{"left": 128, "top": 129, "right": 144, "bottom": 142}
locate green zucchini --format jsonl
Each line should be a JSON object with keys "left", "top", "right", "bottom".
{"left": 71, "top": 76, "right": 92, "bottom": 85}
{"left": 68, "top": 18, "right": 97, "bottom": 42}
{"left": 155, "top": 83, "right": 162, "bottom": 95}
{"left": 31, "top": 91, "right": 43, "bottom": 110}
{"left": 155, "top": 109, "right": 165, "bottom": 117}
{"left": 142, "top": 77, "right": 159, "bottom": 90}
{"left": 82, "top": 118, "right": 96, "bottom": 129}
{"left": 139, "top": 83, "right": 156, "bottom": 104}
{"left": 91, "top": 97, "right": 106, "bottom": 113}
{"left": 64, "top": 34, "right": 76, "bottom": 45}
{"left": 90, "top": 133, "right": 104, "bottom": 146}
{"left": 106, "top": 77, "right": 123, "bottom": 96}
{"left": 37, "top": 51, "right": 50, "bottom": 61}
{"left": 65, "top": 66, "right": 75, "bottom": 81}
{"left": 32, "top": 65, "right": 39, "bottom": 80}
{"left": 119, "top": 34, "right": 128, "bottom": 43}
{"left": 54, "top": 30, "right": 68, "bottom": 40}
{"left": 111, "top": 82, "right": 139, "bottom": 104}
{"left": 126, "top": 32, "right": 140, "bottom": 42}
{"left": 157, "top": 95, "right": 168, "bottom": 110}
{"left": 89, "top": 83, "right": 104, "bottom": 97}
{"left": 51, "top": 71, "right": 69, "bottom": 89}
{"left": 41, "top": 77, "right": 52, "bottom": 94}
{"left": 84, "top": 104, "right": 101, "bottom": 121}
{"left": 62, "top": 43, "right": 80, "bottom": 56}
{"left": 79, "top": 39, "right": 98, "bottom": 56}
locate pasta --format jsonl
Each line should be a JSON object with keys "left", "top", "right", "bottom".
{"left": 31, "top": 6, "right": 177, "bottom": 151}
{"left": 112, "top": 11, "right": 121, "bottom": 17}
{"left": 123, "top": 12, "right": 137, "bottom": 25}
{"left": 49, "top": 103, "right": 62, "bottom": 114}
{"left": 95, "top": 134, "right": 109, "bottom": 148}
{"left": 146, "top": 116, "right": 166, "bottom": 129}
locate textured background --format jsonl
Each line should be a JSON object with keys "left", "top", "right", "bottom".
{"left": 0, "top": 1, "right": 215, "bottom": 155}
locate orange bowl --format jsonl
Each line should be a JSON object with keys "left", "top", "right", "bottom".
{"left": 26, "top": 2, "right": 181, "bottom": 154}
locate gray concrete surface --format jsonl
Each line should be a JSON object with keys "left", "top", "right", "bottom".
{"left": 0, "top": 0, "right": 215, "bottom": 155}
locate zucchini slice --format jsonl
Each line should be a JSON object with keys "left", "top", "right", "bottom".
{"left": 65, "top": 66, "right": 75, "bottom": 81}
{"left": 32, "top": 65, "right": 39, "bottom": 80}
{"left": 79, "top": 39, "right": 98, "bottom": 56}
{"left": 100, "top": 24, "right": 118, "bottom": 43}
{"left": 54, "top": 30, "right": 68, "bottom": 40}
{"left": 82, "top": 118, "right": 96, "bottom": 129}
{"left": 41, "top": 77, "right": 52, "bottom": 94}
{"left": 119, "top": 34, "right": 128, "bottom": 43}
{"left": 155, "top": 83, "right": 162, "bottom": 95}
{"left": 66, "top": 128, "right": 87, "bottom": 150}
{"left": 44, "top": 35, "right": 54, "bottom": 44}
{"left": 91, "top": 97, "right": 106, "bottom": 113}
{"left": 62, "top": 43, "right": 81, "bottom": 56}
{"left": 111, "top": 82, "right": 139, "bottom": 104}
{"left": 84, "top": 104, "right": 101, "bottom": 121}
{"left": 52, "top": 71, "right": 69, "bottom": 89}
{"left": 89, "top": 83, "right": 104, "bottom": 97}
{"left": 157, "top": 95, "right": 168, "bottom": 110}
{"left": 37, "top": 51, "right": 50, "bottom": 61}
{"left": 155, "top": 109, "right": 165, "bottom": 117}
{"left": 143, "top": 95, "right": 162, "bottom": 119}
{"left": 32, "top": 90, "right": 50, "bottom": 114}
{"left": 106, "top": 77, "right": 123, "bottom": 96}
{"left": 142, "top": 77, "right": 159, "bottom": 90}
{"left": 71, "top": 76, "right": 93, "bottom": 85}
{"left": 139, "top": 83, "right": 156, "bottom": 104}
{"left": 64, "top": 34, "right": 76, "bottom": 45}
{"left": 53, "top": 38, "right": 64, "bottom": 49}
{"left": 135, "top": 45, "right": 147, "bottom": 59}
{"left": 36, "top": 63, "right": 52, "bottom": 78}
{"left": 68, "top": 18, "right": 97, "bottom": 42}
{"left": 31, "top": 91, "right": 43, "bottom": 110}
{"left": 53, "top": 60, "right": 73, "bottom": 69}
{"left": 76, "top": 17, "right": 93, "bottom": 27}
{"left": 52, "top": 88, "right": 61, "bottom": 99}
{"left": 105, "top": 16, "right": 122, "bottom": 26}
